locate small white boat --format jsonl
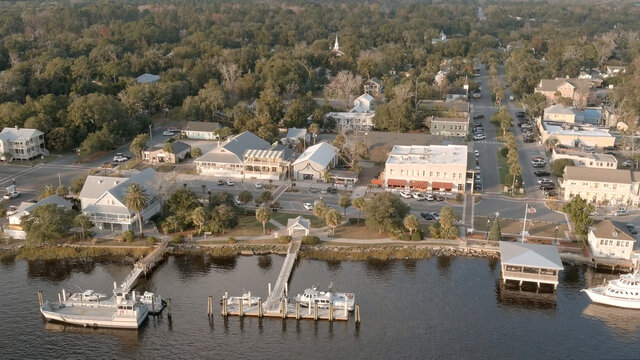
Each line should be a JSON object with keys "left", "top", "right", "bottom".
{"left": 295, "top": 286, "right": 355, "bottom": 311}
{"left": 65, "top": 289, "right": 109, "bottom": 305}
{"left": 582, "top": 270, "right": 640, "bottom": 309}
{"left": 137, "top": 291, "right": 165, "bottom": 315}
{"left": 40, "top": 290, "right": 148, "bottom": 329}
{"left": 222, "top": 292, "right": 260, "bottom": 307}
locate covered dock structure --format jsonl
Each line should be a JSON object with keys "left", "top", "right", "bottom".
{"left": 499, "top": 241, "right": 564, "bottom": 289}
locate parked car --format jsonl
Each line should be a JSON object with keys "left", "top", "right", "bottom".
{"left": 473, "top": 114, "right": 485, "bottom": 120}
{"left": 534, "top": 170, "right": 550, "bottom": 177}
{"left": 217, "top": 180, "right": 224, "bottom": 186}
{"left": 523, "top": 137, "right": 535, "bottom": 143}
{"left": 163, "top": 131, "right": 174, "bottom": 136}
{"left": 412, "top": 193, "right": 426, "bottom": 201}
{"left": 473, "top": 134, "right": 486, "bottom": 141}
{"left": 474, "top": 123, "right": 483, "bottom": 128}
{"left": 5, "top": 205, "right": 18, "bottom": 216}
{"left": 622, "top": 160, "right": 633, "bottom": 167}
{"left": 420, "top": 212, "right": 434, "bottom": 220}
{"left": 234, "top": 196, "right": 245, "bottom": 205}
{"left": 531, "top": 159, "right": 545, "bottom": 166}
{"left": 473, "top": 127, "right": 484, "bottom": 134}
{"left": 3, "top": 191, "right": 20, "bottom": 200}
{"left": 627, "top": 224, "right": 638, "bottom": 235}
{"left": 430, "top": 212, "right": 440, "bottom": 221}
{"left": 303, "top": 203, "right": 314, "bottom": 211}
{"left": 113, "top": 155, "right": 129, "bottom": 162}
{"left": 434, "top": 195, "right": 445, "bottom": 202}
{"left": 226, "top": 179, "right": 235, "bottom": 186}
{"left": 532, "top": 162, "right": 545, "bottom": 168}
{"left": 544, "top": 190, "right": 558, "bottom": 200}
{"left": 615, "top": 209, "right": 629, "bottom": 216}
{"left": 400, "top": 191, "right": 412, "bottom": 199}
{"left": 425, "top": 194, "right": 435, "bottom": 201}
{"left": 537, "top": 178, "right": 552, "bottom": 185}
{"left": 474, "top": 150, "right": 480, "bottom": 157}
{"left": 255, "top": 183, "right": 263, "bottom": 189}
{"left": 473, "top": 92, "right": 481, "bottom": 99}
{"left": 539, "top": 183, "right": 555, "bottom": 190}
{"left": 556, "top": 144, "right": 569, "bottom": 149}
{"left": 326, "top": 187, "right": 337, "bottom": 194}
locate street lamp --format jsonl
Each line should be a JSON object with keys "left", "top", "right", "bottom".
{"left": 554, "top": 225, "right": 558, "bottom": 245}
{"left": 486, "top": 219, "right": 490, "bottom": 239}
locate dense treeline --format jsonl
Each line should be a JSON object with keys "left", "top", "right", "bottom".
{"left": 0, "top": 1, "right": 639, "bottom": 155}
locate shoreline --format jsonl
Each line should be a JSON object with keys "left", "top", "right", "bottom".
{"left": 1, "top": 242, "right": 501, "bottom": 262}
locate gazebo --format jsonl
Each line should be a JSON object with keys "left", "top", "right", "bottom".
{"left": 287, "top": 216, "right": 310, "bottom": 237}
{"left": 499, "top": 241, "right": 564, "bottom": 290}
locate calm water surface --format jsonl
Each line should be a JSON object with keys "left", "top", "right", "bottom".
{"left": 1, "top": 254, "right": 638, "bottom": 359}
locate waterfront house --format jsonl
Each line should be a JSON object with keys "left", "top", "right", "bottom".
{"left": 79, "top": 168, "right": 161, "bottom": 232}
{"left": 587, "top": 219, "right": 636, "bottom": 261}
{"left": 499, "top": 241, "right": 564, "bottom": 289}
{"left": 5, "top": 195, "right": 73, "bottom": 239}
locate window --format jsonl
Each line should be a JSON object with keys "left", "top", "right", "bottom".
{"left": 600, "top": 239, "right": 604, "bottom": 245}
{"left": 613, "top": 184, "right": 617, "bottom": 189}
{"left": 390, "top": 169, "right": 394, "bottom": 175}
{"left": 430, "top": 171, "right": 433, "bottom": 177}
{"left": 604, "top": 184, "right": 608, "bottom": 188}
{"left": 436, "top": 172, "right": 440, "bottom": 178}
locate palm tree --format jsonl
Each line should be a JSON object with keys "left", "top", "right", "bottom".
{"left": 325, "top": 208, "right": 341, "bottom": 235}
{"left": 255, "top": 206, "right": 271, "bottom": 235}
{"left": 404, "top": 214, "right": 419, "bottom": 236}
{"left": 313, "top": 200, "right": 327, "bottom": 220}
{"left": 238, "top": 190, "right": 253, "bottom": 214}
{"left": 191, "top": 207, "right": 208, "bottom": 234}
{"left": 352, "top": 197, "right": 366, "bottom": 223}
{"left": 338, "top": 194, "right": 352, "bottom": 219}
{"left": 39, "top": 185, "right": 56, "bottom": 200}
{"left": 309, "top": 123, "right": 319, "bottom": 145}
{"left": 124, "top": 183, "right": 149, "bottom": 236}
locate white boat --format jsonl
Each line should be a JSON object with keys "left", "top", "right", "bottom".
{"left": 40, "top": 290, "right": 148, "bottom": 329}
{"left": 582, "top": 271, "right": 640, "bottom": 309}
{"left": 137, "top": 291, "right": 165, "bottom": 315}
{"left": 222, "top": 292, "right": 260, "bottom": 307}
{"left": 295, "top": 286, "right": 355, "bottom": 311}
{"left": 64, "top": 289, "right": 109, "bottom": 305}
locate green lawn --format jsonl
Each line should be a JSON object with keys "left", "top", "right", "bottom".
{"left": 496, "top": 149, "right": 522, "bottom": 192}
{"left": 271, "top": 212, "right": 325, "bottom": 228}
{"left": 224, "top": 215, "right": 278, "bottom": 236}
{"left": 330, "top": 222, "right": 389, "bottom": 239}
{"left": 474, "top": 216, "right": 569, "bottom": 238}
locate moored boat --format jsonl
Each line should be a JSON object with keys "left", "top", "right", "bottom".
{"left": 582, "top": 271, "right": 640, "bottom": 309}
{"left": 137, "top": 291, "right": 165, "bottom": 315}
{"left": 295, "top": 286, "right": 355, "bottom": 311}
{"left": 221, "top": 292, "right": 260, "bottom": 307}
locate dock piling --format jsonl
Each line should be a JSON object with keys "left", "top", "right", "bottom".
{"left": 207, "top": 296, "right": 213, "bottom": 317}
{"left": 355, "top": 304, "right": 361, "bottom": 324}
{"left": 239, "top": 298, "right": 243, "bottom": 317}
{"left": 37, "top": 291, "right": 43, "bottom": 307}
{"left": 329, "top": 303, "right": 334, "bottom": 322}
{"left": 296, "top": 302, "right": 300, "bottom": 320}
{"left": 268, "top": 283, "right": 271, "bottom": 296}
{"left": 167, "top": 298, "right": 172, "bottom": 319}
{"left": 222, "top": 297, "right": 228, "bottom": 317}
{"left": 62, "top": 288, "right": 67, "bottom": 302}
{"left": 58, "top": 293, "right": 62, "bottom": 304}
{"left": 258, "top": 298, "right": 263, "bottom": 318}
{"left": 151, "top": 294, "right": 155, "bottom": 314}
{"left": 281, "top": 300, "right": 286, "bottom": 319}
{"left": 314, "top": 303, "right": 318, "bottom": 321}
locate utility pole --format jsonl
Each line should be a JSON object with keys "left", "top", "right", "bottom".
{"left": 415, "top": 76, "right": 419, "bottom": 110}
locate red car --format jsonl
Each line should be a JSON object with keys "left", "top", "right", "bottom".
{"left": 473, "top": 114, "right": 485, "bottom": 119}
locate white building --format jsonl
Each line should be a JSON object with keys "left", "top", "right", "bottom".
{"left": 538, "top": 121, "right": 615, "bottom": 148}
{"left": 282, "top": 128, "right": 309, "bottom": 146}
{"left": 588, "top": 219, "right": 636, "bottom": 260}
{"left": 181, "top": 121, "right": 221, "bottom": 140}
{"left": 0, "top": 127, "right": 48, "bottom": 161}
{"left": 551, "top": 149, "right": 617, "bottom": 169}
{"left": 79, "top": 168, "right": 162, "bottom": 232}
{"left": 291, "top": 142, "right": 339, "bottom": 180}
{"left": 382, "top": 145, "right": 469, "bottom": 192}
{"left": 195, "top": 131, "right": 292, "bottom": 180}
{"left": 325, "top": 94, "right": 375, "bottom": 131}
{"left": 561, "top": 166, "right": 640, "bottom": 207}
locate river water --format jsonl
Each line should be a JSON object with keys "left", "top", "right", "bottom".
{"left": 1, "top": 254, "right": 639, "bottom": 359}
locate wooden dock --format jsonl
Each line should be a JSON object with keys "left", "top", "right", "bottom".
{"left": 115, "top": 239, "right": 168, "bottom": 293}
{"left": 264, "top": 239, "right": 301, "bottom": 310}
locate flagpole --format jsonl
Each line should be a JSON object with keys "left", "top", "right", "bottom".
{"left": 521, "top": 203, "right": 528, "bottom": 243}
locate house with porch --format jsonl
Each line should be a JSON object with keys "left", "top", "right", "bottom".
{"left": 5, "top": 195, "right": 73, "bottom": 239}
{"left": 587, "top": 219, "right": 636, "bottom": 261}
{"left": 364, "top": 78, "right": 383, "bottom": 96}
{"left": 324, "top": 93, "right": 375, "bottom": 131}
{"left": 0, "top": 127, "right": 48, "bottom": 161}
{"left": 79, "top": 168, "right": 161, "bottom": 232}
{"left": 144, "top": 141, "right": 191, "bottom": 164}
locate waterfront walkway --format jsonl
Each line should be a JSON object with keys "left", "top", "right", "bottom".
{"left": 115, "top": 239, "right": 168, "bottom": 293}
{"left": 264, "top": 239, "right": 301, "bottom": 310}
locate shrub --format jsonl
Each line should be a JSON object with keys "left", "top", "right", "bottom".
{"left": 411, "top": 231, "right": 423, "bottom": 241}
{"left": 91, "top": 238, "right": 99, "bottom": 245}
{"left": 551, "top": 159, "right": 574, "bottom": 178}
{"left": 455, "top": 193, "right": 464, "bottom": 202}
{"left": 301, "top": 235, "right": 320, "bottom": 245}
{"left": 227, "top": 236, "right": 237, "bottom": 244}
{"left": 500, "top": 146, "right": 509, "bottom": 157}
{"left": 279, "top": 235, "right": 292, "bottom": 244}
{"left": 146, "top": 236, "right": 157, "bottom": 245}
{"left": 171, "top": 235, "right": 183, "bottom": 244}
{"left": 122, "top": 230, "right": 135, "bottom": 243}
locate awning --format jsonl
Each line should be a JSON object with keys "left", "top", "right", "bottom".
{"left": 409, "top": 180, "right": 428, "bottom": 188}
{"left": 386, "top": 179, "right": 406, "bottom": 187}
{"left": 371, "top": 179, "right": 383, "bottom": 186}
{"left": 431, "top": 182, "right": 453, "bottom": 191}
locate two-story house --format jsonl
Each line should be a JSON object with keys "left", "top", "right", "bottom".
{"left": 0, "top": 127, "right": 48, "bottom": 161}
{"left": 587, "top": 219, "right": 636, "bottom": 260}
{"left": 535, "top": 78, "right": 598, "bottom": 106}
{"left": 561, "top": 167, "right": 637, "bottom": 206}
{"left": 364, "top": 78, "right": 383, "bottom": 96}
{"left": 428, "top": 117, "right": 469, "bottom": 137}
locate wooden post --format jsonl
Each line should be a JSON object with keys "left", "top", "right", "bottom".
{"left": 329, "top": 303, "right": 334, "bottom": 322}
{"left": 58, "top": 293, "right": 62, "bottom": 304}
{"left": 207, "top": 296, "right": 212, "bottom": 316}
{"left": 222, "top": 297, "right": 227, "bottom": 317}
{"left": 355, "top": 304, "right": 361, "bottom": 324}
{"left": 296, "top": 302, "right": 300, "bottom": 320}
{"left": 167, "top": 298, "right": 172, "bottom": 319}
{"left": 344, "top": 301, "right": 348, "bottom": 318}
{"left": 239, "top": 298, "right": 243, "bottom": 317}
{"left": 282, "top": 299, "right": 287, "bottom": 319}
{"left": 258, "top": 298, "right": 263, "bottom": 318}
{"left": 38, "top": 291, "right": 43, "bottom": 307}
{"left": 314, "top": 303, "right": 318, "bottom": 321}
{"left": 151, "top": 294, "right": 155, "bottom": 314}
{"left": 268, "top": 283, "right": 272, "bottom": 296}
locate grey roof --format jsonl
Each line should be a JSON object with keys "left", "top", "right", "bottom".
{"left": 286, "top": 128, "right": 307, "bottom": 139}
{"left": 499, "top": 241, "right": 564, "bottom": 270}
{"left": 24, "top": 195, "right": 72, "bottom": 213}
{"left": 292, "top": 142, "right": 338, "bottom": 168}
{"left": 418, "top": 100, "right": 469, "bottom": 114}
{"left": 105, "top": 168, "right": 158, "bottom": 205}
{"left": 0, "top": 127, "right": 44, "bottom": 142}
{"left": 544, "top": 104, "right": 575, "bottom": 116}
{"left": 536, "top": 79, "right": 568, "bottom": 92}
{"left": 287, "top": 216, "right": 310, "bottom": 231}
{"left": 271, "top": 143, "right": 296, "bottom": 161}
{"left": 182, "top": 121, "right": 221, "bottom": 133}
{"left": 195, "top": 151, "right": 243, "bottom": 164}
{"left": 431, "top": 116, "right": 469, "bottom": 123}
{"left": 222, "top": 131, "right": 270, "bottom": 158}
{"left": 159, "top": 141, "right": 190, "bottom": 154}
{"left": 564, "top": 166, "right": 632, "bottom": 184}
{"left": 136, "top": 73, "right": 160, "bottom": 83}
{"left": 590, "top": 219, "right": 635, "bottom": 242}
{"left": 79, "top": 175, "right": 128, "bottom": 200}
{"left": 368, "top": 77, "right": 382, "bottom": 86}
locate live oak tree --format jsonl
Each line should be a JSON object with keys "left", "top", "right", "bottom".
{"left": 21, "top": 204, "right": 75, "bottom": 244}
{"left": 364, "top": 192, "right": 410, "bottom": 234}
{"left": 563, "top": 196, "right": 595, "bottom": 242}
{"left": 404, "top": 214, "right": 419, "bottom": 235}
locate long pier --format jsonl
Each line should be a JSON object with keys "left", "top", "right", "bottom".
{"left": 115, "top": 239, "right": 168, "bottom": 294}
{"left": 264, "top": 239, "right": 301, "bottom": 310}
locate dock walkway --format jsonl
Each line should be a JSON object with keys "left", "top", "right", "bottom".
{"left": 115, "top": 239, "right": 168, "bottom": 294}
{"left": 264, "top": 239, "right": 301, "bottom": 310}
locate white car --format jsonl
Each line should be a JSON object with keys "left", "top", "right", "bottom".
{"left": 234, "top": 196, "right": 245, "bottom": 205}
{"left": 113, "top": 155, "right": 129, "bottom": 162}
{"left": 473, "top": 134, "right": 486, "bottom": 141}
{"left": 399, "top": 191, "right": 412, "bottom": 199}
{"left": 474, "top": 150, "right": 480, "bottom": 157}
{"left": 254, "top": 183, "right": 263, "bottom": 189}
{"left": 162, "top": 131, "right": 174, "bottom": 136}
{"left": 6, "top": 205, "right": 18, "bottom": 216}
{"left": 303, "top": 203, "right": 314, "bottom": 211}
{"left": 531, "top": 159, "right": 545, "bottom": 166}
{"left": 537, "top": 178, "right": 552, "bottom": 185}
{"left": 226, "top": 179, "right": 235, "bottom": 186}
{"left": 615, "top": 209, "right": 629, "bottom": 216}
{"left": 412, "top": 193, "right": 426, "bottom": 201}
{"left": 622, "top": 160, "right": 632, "bottom": 167}
{"left": 425, "top": 194, "right": 435, "bottom": 201}
{"left": 3, "top": 191, "right": 20, "bottom": 200}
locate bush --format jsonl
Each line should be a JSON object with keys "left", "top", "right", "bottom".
{"left": 171, "top": 235, "right": 183, "bottom": 244}
{"left": 227, "top": 236, "right": 236, "bottom": 244}
{"left": 279, "top": 235, "right": 292, "bottom": 244}
{"left": 411, "top": 231, "right": 423, "bottom": 241}
{"left": 551, "top": 159, "right": 574, "bottom": 178}
{"left": 455, "top": 193, "right": 464, "bottom": 202}
{"left": 122, "top": 230, "right": 135, "bottom": 243}
{"left": 500, "top": 146, "right": 509, "bottom": 157}
{"left": 91, "top": 238, "right": 99, "bottom": 245}
{"left": 146, "top": 236, "right": 157, "bottom": 245}
{"left": 301, "top": 235, "right": 320, "bottom": 245}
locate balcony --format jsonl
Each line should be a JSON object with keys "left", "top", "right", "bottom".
{"left": 502, "top": 269, "right": 558, "bottom": 285}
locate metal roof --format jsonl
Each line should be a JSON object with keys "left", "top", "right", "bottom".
{"left": 292, "top": 142, "right": 338, "bottom": 168}
{"left": 564, "top": 166, "right": 632, "bottom": 184}
{"left": 243, "top": 149, "right": 284, "bottom": 160}
{"left": 182, "top": 121, "right": 221, "bottom": 132}
{"left": 499, "top": 241, "right": 564, "bottom": 270}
